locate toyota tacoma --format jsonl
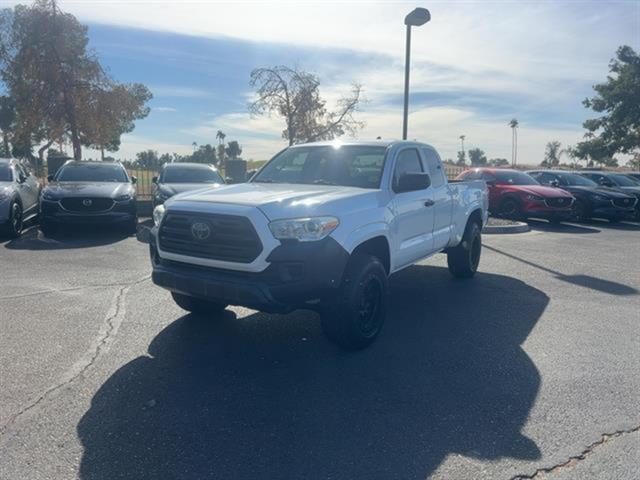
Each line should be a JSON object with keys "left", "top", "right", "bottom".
{"left": 150, "top": 140, "right": 488, "bottom": 349}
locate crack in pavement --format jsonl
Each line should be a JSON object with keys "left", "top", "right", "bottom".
{"left": 0, "top": 275, "right": 150, "bottom": 437}
{"left": 0, "top": 279, "right": 150, "bottom": 300}
{"left": 509, "top": 425, "right": 640, "bottom": 479}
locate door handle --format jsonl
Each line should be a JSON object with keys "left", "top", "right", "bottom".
{"left": 424, "top": 199, "right": 435, "bottom": 207}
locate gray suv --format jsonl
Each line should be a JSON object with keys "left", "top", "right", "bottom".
{"left": 0, "top": 158, "right": 41, "bottom": 237}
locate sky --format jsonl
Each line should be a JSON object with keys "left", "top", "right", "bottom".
{"left": 3, "top": 0, "right": 639, "bottom": 164}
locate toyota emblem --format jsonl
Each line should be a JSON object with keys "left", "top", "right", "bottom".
{"left": 191, "top": 221, "right": 211, "bottom": 240}
{"left": 82, "top": 199, "right": 92, "bottom": 207}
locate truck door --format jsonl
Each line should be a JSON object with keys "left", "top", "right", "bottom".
{"left": 421, "top": 147, "right": 453, "bottom": 251}
{"left": 391, "top": 147, "right": 435, "bottom": 268}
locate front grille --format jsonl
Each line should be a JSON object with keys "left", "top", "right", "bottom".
{"left": 60, "top": 197, "right": 114, "bottom": 212}
{"left": 544, "top": 197, "right": 573, "bottom": 208}
{"left": 159, "top": 211, "right": 263, "bottom": 263}
{"left": 612, "top": 197, "right": 636, "bottom": 208}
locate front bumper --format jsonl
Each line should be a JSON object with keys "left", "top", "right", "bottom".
{"left": 41, "top": 199, "right": 137, "bottom": 224}
{"left": 591, "top": 205, "right": 636, "bottom": 220}
{"left": 150, "top": 229, "right": 350, "bottom": 313}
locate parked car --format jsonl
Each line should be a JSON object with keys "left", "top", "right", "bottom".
{"left": 149, "top": 140, "right": 488, "bottom": 350}
{"left": 455, "top": 168, "right": 574, "bottom": 221}
{"left": 40, "top": 161, "right": 137, "bottom": 235}
{"left": 0, "top": 158, "right": 41, "bottom": 237}
{"left": 578, "top": 171, "right": 640, "bottom": 220}
{"left": 625, "top": 172, "right": 640, "bottom": 182}
{"left": 152, "top": 162, "right": 224, "bottom": 207}
{"left": 527, "top": 170, "right": 637, "bottom": 222}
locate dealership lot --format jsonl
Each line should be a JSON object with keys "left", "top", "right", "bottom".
{"left": 1, "top": 221, "right": 639, "bottom": 480}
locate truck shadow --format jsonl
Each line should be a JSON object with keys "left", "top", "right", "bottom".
{"left": 77, "top": 266, "right": 546, "bottom": 480}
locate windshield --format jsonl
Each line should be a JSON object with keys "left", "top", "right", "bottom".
{"left": 252, "top": 145, "right": 387, "bottom": 189}
{"left": 493, "top": 170, "right": 539, "bottom": 186}
{"left": 55, "top": 163, "right": 128, "bottom": 182}
{"left": 161, "top": 166, "right": 223, "bottom": 184}
{"left": 559, "top": 173, "right": 597, "bottom": 186}
{"left": 609, "top": 174, "right": 639, "bottom": 187}
{"left": 0, "top": 164, "right": 11, "bottom": 181}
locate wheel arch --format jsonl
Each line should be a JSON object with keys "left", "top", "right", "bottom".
{"left": 350, "top": 235, "right": 391, "bottom": 275}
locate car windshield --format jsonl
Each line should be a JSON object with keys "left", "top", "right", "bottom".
{"left": 161, "top": 166, "right": 223, "bottom": 183}
{"left": 252, "top": 145, "right": 387, "bottom": 189}
{"left": 560, "top": 173, "right": 597, "bottom": 186}
{"left": 493, "top": 170, "right": 539, "bottom": 185}
{"left": 55, "top": 163, "right": 128, "bottom": 182}
{"left": 609, "top": 174, "right": 639, "bottom": 186}
{"left": 0, "top": 163, "right": 11, "bottom": 181}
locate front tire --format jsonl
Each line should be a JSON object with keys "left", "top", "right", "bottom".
{"left": 572, "top": 199, "right": 590, "bottom": 222}
{"left": 447, "top": 221, "right": 482, "bottom": 278}
{"left": 5, "top": 201, "right": 23, "bottom": 238}
{"left": 171, "top": 292, "right": 228, "bottom": 316}
{"left": 500, "top": 198, "right": 522, "bottom": 220}
{"left": 321, "top": 253, "right": 387, "bottom": 350}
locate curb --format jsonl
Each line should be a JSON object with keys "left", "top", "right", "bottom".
{"left": 483, "top": 222, "right": 530, "bottom": 234}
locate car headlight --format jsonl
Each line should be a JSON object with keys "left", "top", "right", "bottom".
{"left": 41, "top": 190, "right": 58, "bottom": 201}
{"left": 269, "top": 216, "right": 339, "bottom": 242}
{"left": 0, "top": 188, "right": 10, "bottom": 201}
{"left": 525, "top": 194, "right": 544, "bottom": 201}
{"left": 153, "top": 204, "right": 166, "bottom": 226}
{"left": 591, "top": 194, "right": 608, "bottom": 202}
{"left": 115, "top": 193, "right": 133, "bottom": 201}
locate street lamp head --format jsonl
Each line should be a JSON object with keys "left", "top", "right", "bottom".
{"left": 405, "top": 8, "right": 431, "bottom": 26}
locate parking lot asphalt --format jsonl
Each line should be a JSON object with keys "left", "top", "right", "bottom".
{"left": 1, "top": 220, "right": 639, "bottom": 480}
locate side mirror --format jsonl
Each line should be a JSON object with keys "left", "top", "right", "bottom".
{"left": 47, "top": 174, "right": 54, "bottom": 182}
{"left": 550, "top": 179, "right": 560, "bottom": 187}
{"left": 395, "top": 172, "right": 431, "bottom": 193}
{"left": 485, "top": 180, "right": 496, "bottom": 187}
{"left": 131, "top": 176, "right": 137, "bottom": 184}
{"left": 152, "top": 176, "right": 158, "bottom": 184}
{"left": 18, "top": 174, "right": 27, "bottom": 184}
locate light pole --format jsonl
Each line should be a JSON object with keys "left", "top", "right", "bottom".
{"left": 402, "top": 7, "right": 430, "bottom": 140}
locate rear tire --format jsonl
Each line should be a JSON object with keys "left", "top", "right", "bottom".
{"left": 321, "top": 253, "right": 387, "bottom": 350}
{"left": 171, "top": 292, "right": 228, "bottom": 316}
{"left": 447, "top": 221, "right": 482, "bottom": 278}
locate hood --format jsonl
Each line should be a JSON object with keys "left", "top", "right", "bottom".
{"left": 158, "top": 183, "right": 221, "bottom": 196}
{"left": 564, "top": 185, "right": 636, "bottom": 198}
{"left": 617, "top": 186, "right": 640, "bottom": 196}
{"left": 508, "top": 184, "right": 573, "bottom": 198}
{"left": 44, "top": 182, "right": 134, "bottom": 199}
{"left": 168, "top": 182, "right": 380, "bottom": 219}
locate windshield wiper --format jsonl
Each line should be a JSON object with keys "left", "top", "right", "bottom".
{"left": 311, "top": 179, "right": 337, "bottom": 185}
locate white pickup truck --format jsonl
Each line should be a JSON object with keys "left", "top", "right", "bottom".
{"left": 150, "top": 140, "right": 488, "bottom": 349}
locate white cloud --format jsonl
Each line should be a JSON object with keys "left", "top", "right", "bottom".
{"left": 152, "top": 106, "right": 177, "bottom": 112}
{"left": 148, "top": 85, "right": 213, "bottom": 98}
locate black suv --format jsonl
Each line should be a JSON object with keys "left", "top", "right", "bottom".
{"left": 40, "top": 161, "right": 138, "bottom": 235}
{"left": 578, "top": 171, "right": 640, "bottom": 220}
{"left": 527, "top": 170, "right": 637, "bottom": 222}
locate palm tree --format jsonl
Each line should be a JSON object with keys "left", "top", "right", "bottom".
{"left": 216, "top": 130, "right": 226, "bottom": 146}
{"left": 191, "top": 141, "right": 197, "bottom": 152}
{"left": 509, "top": 119, "right": 518, "bottom": 167}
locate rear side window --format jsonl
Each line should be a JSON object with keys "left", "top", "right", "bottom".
{"left": 393, "top": 149, "right": 423, "bottom": 190}
{"left": 0, "top": 163, "right": 12, "bottom": 181}
{"left": 421, "top": 148, "right": 446, "bottom": 188}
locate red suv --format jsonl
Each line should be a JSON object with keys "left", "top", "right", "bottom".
{"left": 456, "top": 168, "right": 574, "bottom": 221}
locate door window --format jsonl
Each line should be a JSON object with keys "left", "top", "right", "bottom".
{"left": 393, "top": 149, "right": 423, "bottom": 191}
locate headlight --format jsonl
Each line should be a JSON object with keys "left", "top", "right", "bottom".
{"left": 115, "top": 193, "right": 133, "bottom": 201}
{"left": 41, "top": 190, "right": 57, "bottom": 201}
{"left": 591, "top": 194, "right": 608, "bottom": 202}
{"left": 269, "top": 216, "right": 339, "bottom": 242}
{"left": 153, "top": 204, "right": 166, "bottom": 226}
{"left": 525, "top": 194, "right": 544, "bottom": 201}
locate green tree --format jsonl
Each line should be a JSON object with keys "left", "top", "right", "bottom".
{"left": 489, "top": 158, "right": 509, "bottom": 167}
{"left": 249, "top": 65, "right": 364, "bottom": 145}
{"left": 542, "top": 140, "right": 562, "bottom": 167}
{"left": 225, "top": 140, "right": 242, "bottom": 160}
{"left": 190, "top": 144, "right": 217, "bottom": 164}
{"left": 0, "top": 1, "right": 151, "bottom": 160}
{"left": 468, "top": 148, "right": 487, "bottom": 166}
{"left": 0, "top": 95, "right": 15, "bottom": 156}
{"left": 135, "top": 149, "right": 159, "bottom": 169}
{"left": 456, "top": 150, "right": 466, "bottom": 166}
{"left": 579, "top": 45, "right": 640, "bottom": 159}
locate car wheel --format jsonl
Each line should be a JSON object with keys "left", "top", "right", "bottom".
{"left": 571, "top": 199, "right": 590, "bottom": 222}
{"left": 500, "top": 198, "right": 522, "bottom": 220}
{"left": 171, "top": 292, "right": 228, "bottom": 316}
{"left": 321, "top": 253, "right": 387, "bottom": 350}
{"left": 6, "top": 202, "right": 23, "bottom": 238}
{"left": 447, "top": 220, "right": 482, "bottom": 279}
